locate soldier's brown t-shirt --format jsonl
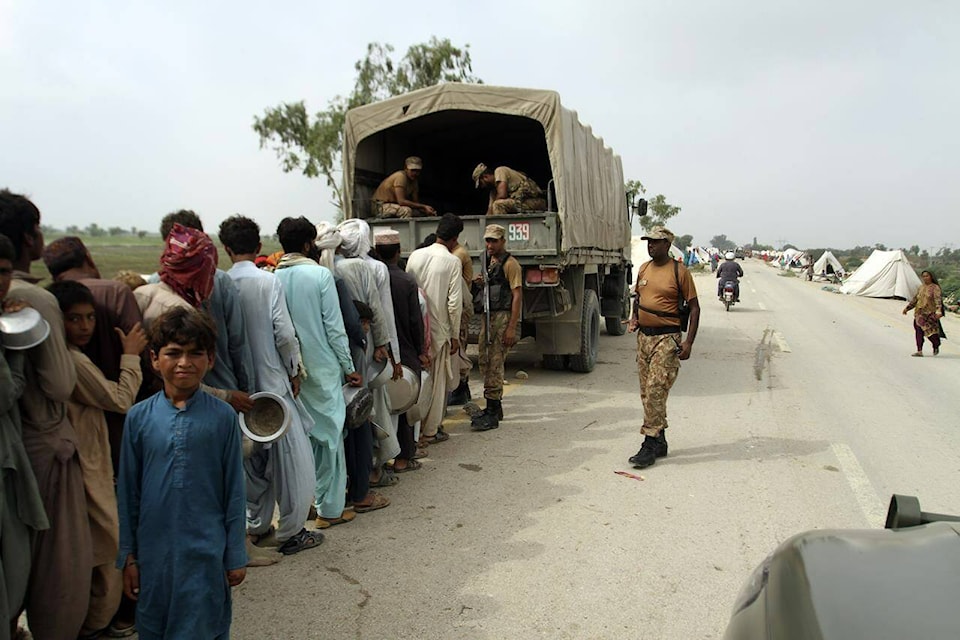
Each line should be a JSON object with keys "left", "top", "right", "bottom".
{"left": 634, "top": 260, "right": 697, "bottom": 328}
{"left": 373, "top": 170, "right": 418, "bottom": 203}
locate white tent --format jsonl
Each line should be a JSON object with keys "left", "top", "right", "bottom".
{"left": 779, "top": 248, "right": 806, "bottom": 268}
{"left": 630, "top": 236, "right": 683, "bottom": 287}
{"left": 840, "top": 250, "right": 922, "bottom": 299}
{"left": 813, "top": 251, "right": 844, "bottom": 277}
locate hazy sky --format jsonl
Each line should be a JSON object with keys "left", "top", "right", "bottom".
{"left": 2, "top": 1, "right": 957, "bottom": 250}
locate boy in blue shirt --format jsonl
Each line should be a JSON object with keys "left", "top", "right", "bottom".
{"left": 116, "top": 307, "right": 247, "bottom": 639}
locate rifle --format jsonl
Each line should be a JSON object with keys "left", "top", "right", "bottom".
{"left": 481, "top": 246, "right": 491, "bottom": 344}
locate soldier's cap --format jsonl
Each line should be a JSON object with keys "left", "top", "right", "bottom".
{"left": 404, "top": 156, "right": 423, "bottom": 170}
{"left": 483, "top": 224, "right": 506, "bottom": 240}
{"left": 472, "top": 163, "right": 489, "bottom": 188}
{"left": 641, "top": 226, "right": 675, "bottom": 243}
{"left": 374, "top": 228, "right": 401, "bottom": 246}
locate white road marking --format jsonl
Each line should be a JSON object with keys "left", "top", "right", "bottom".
{"left": 757, "top": 302, "right": 767, "bottom": 310}
{"left": 772, "top": 331, "right": 791, "bottom": 352}
{"left": 830, "top": 443, "right": 885, "bottom": 528}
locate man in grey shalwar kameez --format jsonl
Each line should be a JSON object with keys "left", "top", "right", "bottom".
{"left": 219, "top": 216, "right": 323, "bottom": 555}
{"left": 336, "top": 220, "right": 402, "bottom": 472}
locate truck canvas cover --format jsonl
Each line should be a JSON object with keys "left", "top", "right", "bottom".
{"left": 343, "top": 83, "right": 630, "bottom": 253}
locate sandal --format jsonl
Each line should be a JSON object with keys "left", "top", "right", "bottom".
{"left": 353, "top": 492, "right": 390, "bottom": 513}
{"left": 277, "top": 528, "right": 324, "bottom": 555}
{"left": 423, "top": 427, "right": 449, "bottom": 444}
{"left": 393, "top": 459, "right": 422, "bottom": 473}
{"left": 370, "top": 469, "right": 399, "bottom": 487}
{"left": 413, "top": 447, "right": 428, "bottom": 459}
{"left": 315, "top": 510, "right": 356, "bottom": 529}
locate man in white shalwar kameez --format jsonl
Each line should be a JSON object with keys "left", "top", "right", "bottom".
{"left": 219, "top": 216, "right": 324, "bottom": 555}
{"left": 273, "top": 218, "right": 360, "bottom": 525}
{"left": 405, "top": 214, "right": 464, "bottom": 443}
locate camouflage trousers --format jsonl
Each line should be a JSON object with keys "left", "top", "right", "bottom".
{"left": 374, "top": 202, "right": 414, "bottom": 218}
{"left": 636, "top": 331, "right": 681, "bottom": 436}
{"left": 479, "top": 311, "right": 512, "bottom": 400}
{"left": 490, "top": 198, "right": 548, "bottom": 216}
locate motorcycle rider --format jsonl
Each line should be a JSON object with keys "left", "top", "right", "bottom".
{"left": 716, "top": 251, "right": 743, "bottom": 301}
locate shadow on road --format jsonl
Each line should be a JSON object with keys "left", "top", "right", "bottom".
{"left": 655, "top": 435, "right": 831, "bottom": 467}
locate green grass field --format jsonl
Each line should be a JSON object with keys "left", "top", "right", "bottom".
{"left": 37, "top": 233, "right": 283, "bottom": 285}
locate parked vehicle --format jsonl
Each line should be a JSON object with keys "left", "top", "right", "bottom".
{"left": 342, "top": 83, "right": 637, "bottom": 373}
{"left": 724, "top": 495, "right": 960, "bottom": 639}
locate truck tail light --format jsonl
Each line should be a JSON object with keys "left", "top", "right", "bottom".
{"left": 541, "top": 268, "right": 559, "bottom": 284}
{"left": 526, "top": 269, "right": 543, "bottom": 284}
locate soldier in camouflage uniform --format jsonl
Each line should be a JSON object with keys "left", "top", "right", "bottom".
{"left": 471, "top": 224, "right": 523, "bottom": 431}
{"left": 472, "top": 163, "right": 547, "bottom": 215}
{"left": 627, "top": 226, "right": 700, "bottom": 469}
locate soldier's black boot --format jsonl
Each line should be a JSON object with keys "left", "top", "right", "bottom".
{"left": 655, "top": 431, "right": 668, "bottom": 458}
{"left": 471, "top": 399, "right": 501, "bottom": 431}
{"left": 628, "top": 435, "right": 661, "bottom": 469}
{"left": 447, "top": 378, "right": 471, "bottom": 406}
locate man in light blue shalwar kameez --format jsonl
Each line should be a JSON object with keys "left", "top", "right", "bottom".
{"left": 273, "top": 217, "right": 359, "bottom": 522}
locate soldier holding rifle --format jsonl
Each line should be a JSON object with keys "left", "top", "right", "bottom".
{"left": 471, "top": 224, "right": 523, "bottom": 431}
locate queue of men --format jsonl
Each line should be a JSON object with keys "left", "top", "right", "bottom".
{"left": 0, "top": 187, "right": 529, "bottom": 639}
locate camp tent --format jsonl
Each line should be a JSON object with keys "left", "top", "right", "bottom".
{"left": 840, "top": 250, "right": 922, "bottom": 299}
{"left": 813, "top": 251, "right": 845, "bottom": 277}
{"left": 779, "top": 248, "right": 806, "bottom": 269}
{"left": 630, "top": 236, "right": 683, "bottom": 287}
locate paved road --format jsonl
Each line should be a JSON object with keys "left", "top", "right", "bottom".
{"left": 232, "top": 259, "right": 960, "bottom": 639}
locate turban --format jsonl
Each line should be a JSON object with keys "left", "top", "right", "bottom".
{"left": 159, "top": 223, "right": 218, "bottom": 308}
{"left": 337, "top": 219, "right": 371, "bottom": 258}
{"left": 315, "top": 221, "right": 342, "bottom": 271}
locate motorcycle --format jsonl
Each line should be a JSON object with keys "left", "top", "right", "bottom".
{"left": 724, "top": 495, "right": 960, "bottom": 639}
{"left": 721, "top": 280, "right": 737, "bottom": 311}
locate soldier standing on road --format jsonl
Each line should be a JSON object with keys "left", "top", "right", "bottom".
{"left": 472, "top": 163, "right": 547, "bottom": 215}
{"left": 471, "top": 224, "right": 523, "bottom": 431}
{"left": 627, "top": 226, "right": 700, "bottom": 469}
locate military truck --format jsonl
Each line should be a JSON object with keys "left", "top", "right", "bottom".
{"left": 342, "top": 83, "right": 637, "bottom": 373}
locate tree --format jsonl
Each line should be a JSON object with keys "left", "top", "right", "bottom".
{"left": 65, "top": 225, "right": 80, "bottom": 234}
{"left": 676, "top": 234, "right": 693, "bottom": 250}
{"left": 108, "top": 226, "right": 126, "bottom": 236}
{"left": 85, "top": 223, "right": 106, "bottom": 237}
{"left": 253, "top": 37, "right": 481, "bottom": 210}
{"left": 640, "top": 194, "right": 681, "bottom": 232}
{"left": 710, "top": 234, "right": 737, "bottom": 252}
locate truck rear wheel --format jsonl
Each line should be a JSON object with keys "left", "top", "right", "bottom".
{"left": 541, "top": 354, "right": 568, "bottom": 370}
{"left": 604, "top": 278, "right": 629, "bottom": 336}
{"left": 569, "top": 290, "right": 600, "bottom": 373}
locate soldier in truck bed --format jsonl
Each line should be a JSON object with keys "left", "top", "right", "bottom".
{"left": 472, "top": 163, "right": 547, "bottom": 215}
{"left": 372, "top": 156, "right": 437, "bottom": 219}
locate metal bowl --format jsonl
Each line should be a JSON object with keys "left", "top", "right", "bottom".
{"left": 387, "top": 365, "right": 420, "bottom": 415}
{"left": 406, "top": 369, "right": 433, "bottom": 423}
{"left": 343, "top": 384, "right": 373, "bottom": 429}
{"left": 238, "top": 392, "right": 291, "bottom": 444}
{"left": 367, "top": 357, "right": 393, "bottom": 390}
{"left": 0, "top": 307, "right": 51, "bottom": 351}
